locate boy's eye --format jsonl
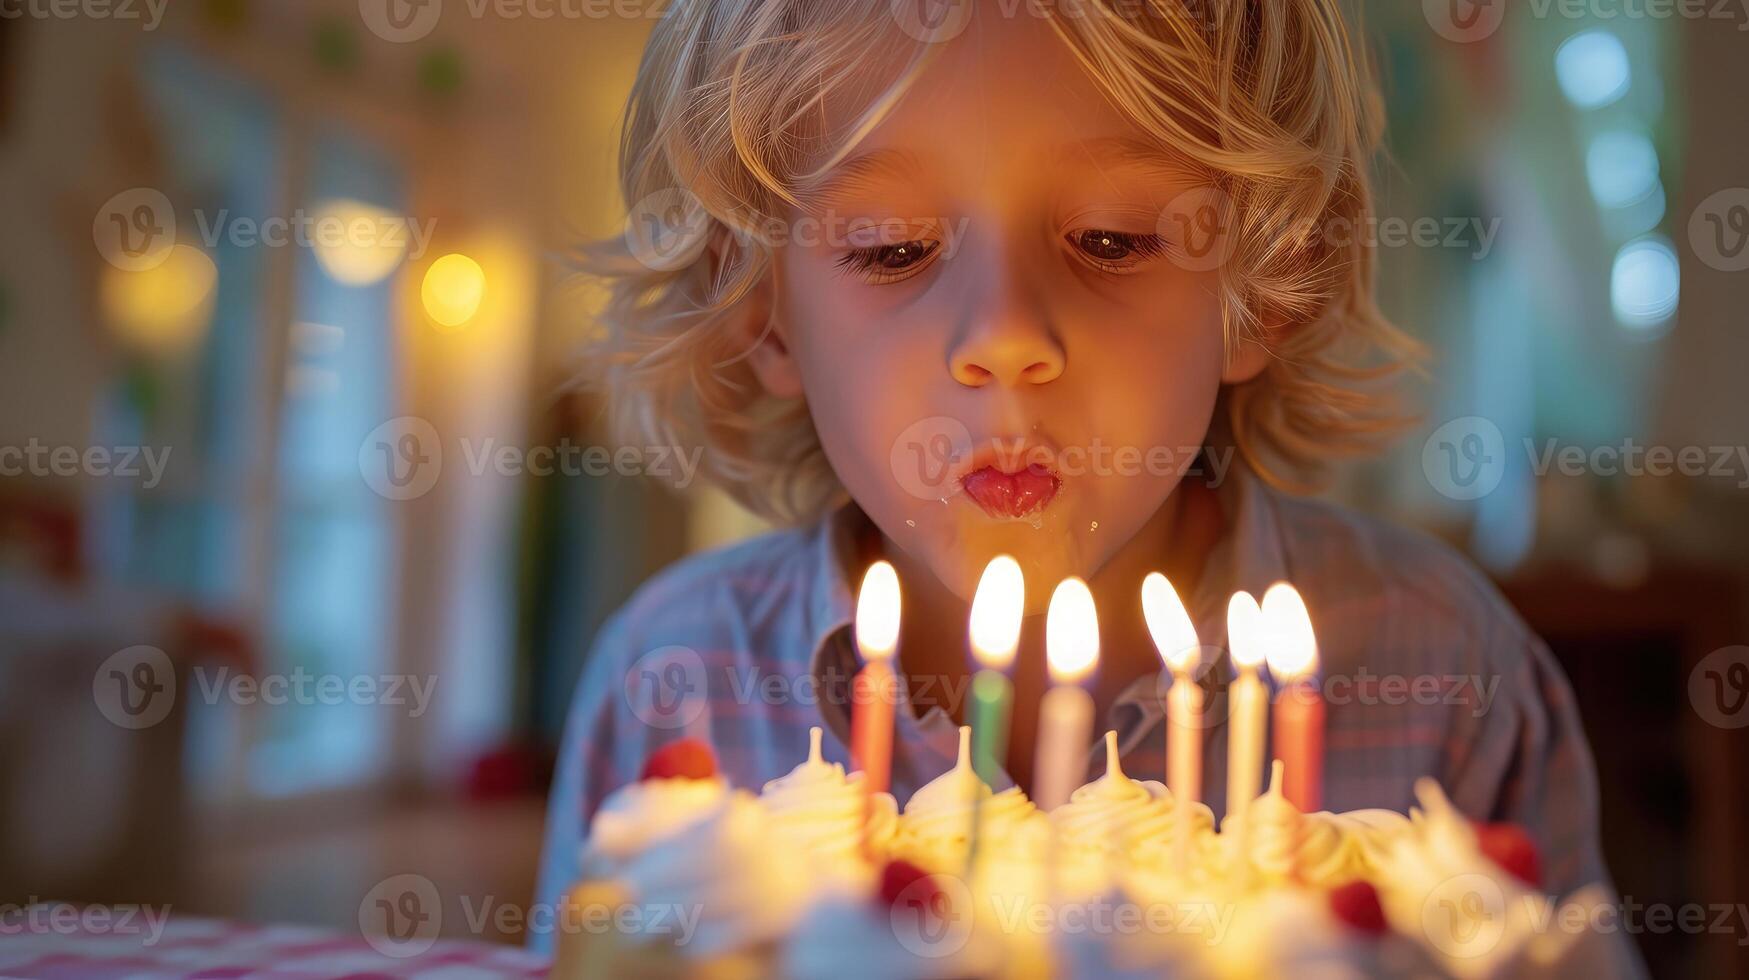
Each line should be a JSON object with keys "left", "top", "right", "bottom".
{"left": 1067, "top": 229, "right": 1168, "bottom": 271}
{"left": 834, "top": 240, "right": 940, "bottom": 284}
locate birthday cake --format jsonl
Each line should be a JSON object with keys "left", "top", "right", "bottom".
{"left": 548, "top": 726, "right": 1622, "bottom": 980}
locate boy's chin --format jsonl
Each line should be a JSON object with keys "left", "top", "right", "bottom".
{"left": 912, "top": 533, "right": 1103, "bottom": 615}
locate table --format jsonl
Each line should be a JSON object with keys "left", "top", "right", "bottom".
{"left": 0, "top": 912, "right": 550, "bottom": 979}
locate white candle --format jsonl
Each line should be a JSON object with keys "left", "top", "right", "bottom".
{"left": 1033, "top": 578, "right": 1098, "bottom": 813}
{"left": 1142, "top": 572, "right": 1202, "bottom": 876}
{"left": 1224, "top": 590, "right": 1268, "bottom": 820}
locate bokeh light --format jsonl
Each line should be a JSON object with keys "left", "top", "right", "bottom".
{"left": 1585, "top": 129, "right": 1661, "bottom": 210}
{"left": 99, "top": 243, "right": 219, "bottom": 355}
{"left": 420, "top": 253, "right": 486, "bottom": 329}
{"left": 1556, "top": 30, "right": 1631, "bottom": 110}
{"left": 1610, "top": 236, "right": 1680, "bottom": 331}
{"left": 310, "top": 199, "right": 409, "bottom": 286}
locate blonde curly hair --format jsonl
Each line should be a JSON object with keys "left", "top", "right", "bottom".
{"left": 575, "top": 0, "right": 1423, "bottom": 524}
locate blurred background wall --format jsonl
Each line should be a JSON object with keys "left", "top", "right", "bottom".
{"left": 0, "top": 1, "right": 1744, "bottom": 975}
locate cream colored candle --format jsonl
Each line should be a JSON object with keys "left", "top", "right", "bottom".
{"left": 1142, "top": 572, "right": 1203, "bottom": 876}
{"left": 1225, "top": 590, "right": 1268, "bottom": 821}
{"left": 1033, "top": 578, "right": 1099, "bottom": 813}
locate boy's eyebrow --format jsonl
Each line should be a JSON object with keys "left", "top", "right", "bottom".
{"left": 802, "top": 147, "right": 924, "bottom": 206}
{"left": 1060, "top": 136, "right": 1200, "bottom": 183}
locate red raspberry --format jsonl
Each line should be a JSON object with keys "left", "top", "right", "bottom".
{"left": 640, "top": 739, "right": 718, "bottom": 781}
{"left": 1329, "top": 880, "right": 1389, "bottom": 935}
{"left": 1475, "top": 822, "right": 1543, "bottom": 889}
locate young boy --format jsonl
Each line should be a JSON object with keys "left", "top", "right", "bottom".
{"left": 535, "top": 0, "right": 1620, "bottom": 958}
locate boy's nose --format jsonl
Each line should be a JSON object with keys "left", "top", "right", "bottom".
{"left": 948, "top": 290, "right": 1065, "bottom": 389}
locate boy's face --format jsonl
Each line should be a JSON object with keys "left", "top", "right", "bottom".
{"left": 749, "top": 10, "right": 1266, "bottom": 607}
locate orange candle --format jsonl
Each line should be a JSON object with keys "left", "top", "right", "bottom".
{"left": 1263, "top": 583, "right": 1323, "bottom": 813}
{"left": 852, "top": 562, "right": 900, "bottom": 808}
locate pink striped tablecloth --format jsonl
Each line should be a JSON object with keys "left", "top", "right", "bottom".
{"left": 0, "top": 914, "right": 549, "bottom": 979}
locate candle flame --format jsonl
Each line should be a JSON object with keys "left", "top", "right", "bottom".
{"left": 1226, "top": 590, "right": 1266, "bottom": 670}
{"left": 854, "top": 561, "right": 900, "bottom": 661}
{"left": 1142, "top": 572, "right": 1200, "bottom": 673}
{"left": 1045, "top": 577, "right": 1099, "bottom": 684}
{"left": 969, "top": 555, "right": 1024, "bottom": 670}
{"left": 1261, "top": 582, "right": 1318, "bottom": 681}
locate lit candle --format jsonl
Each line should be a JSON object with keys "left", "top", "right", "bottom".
{"left": 1263, "top": 582, "right": 1323, "bottom": 813}
{"left": 967, "top": 556, "right": 1023, "bottom": 864}
{"left": 1224, "top": 591, "right": 1269, "bottom": 820}
{"left": 1033, "top": 578, "right": 1099, "bottom": 812}
{"left": 1142, "top": 572, "right": 1202, "bottom": 876}
{"left": 852, "top": 561, "right": 900, "bottom": 838}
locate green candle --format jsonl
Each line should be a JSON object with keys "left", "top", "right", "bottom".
{"left": 966, "top": 556, "right": 1024, "bottom": 869}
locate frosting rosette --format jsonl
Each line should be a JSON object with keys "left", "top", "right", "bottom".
{"left": 896, "top": 727, "right": 1042, "bottom": 872}
{"left": 581, "top": 773, "right": 729, "bottom": 877}
{"left": 615, "top": 788, "right": 809, "bottom": 956}
{"left": 760, "top": 727, "right": 898, "bottom": 877}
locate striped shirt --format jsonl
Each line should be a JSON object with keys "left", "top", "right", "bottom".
{"left": 533, "top": 465, "right": 1619, "bottom": 956}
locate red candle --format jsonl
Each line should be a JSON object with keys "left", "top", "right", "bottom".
{"left": 852, "top": 562, "right": 900, "bottom": 804}
{"left": 1263, "top": 583, "right": 1323, "bottom": 813}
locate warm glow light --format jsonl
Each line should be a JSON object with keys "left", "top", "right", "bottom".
{"left": 421, "top": 253, "right": 486, "bottom": 328}
{"left": 969, "top": 555, "right": 1024, "bottom": 670}
{"left": 100, "top": 243, "right": 219, "bottom": 355}
{"left": 854, "top": 561, "right": 900, "bottom": 661}
{"left": 1226, "top": 590, "right": 1266, "bottom": 670}
{"left": 1261, "top": 582, "right": 1318, "bottom": 682}
{"left": 1142, "top": 572, "right": 1200, "bottom": 673}
{"left": 310, "top": 199, "right": 408, "bottom": 286}
{"left": 1045, "top": 577, "right": 1098, "bottom": 684}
